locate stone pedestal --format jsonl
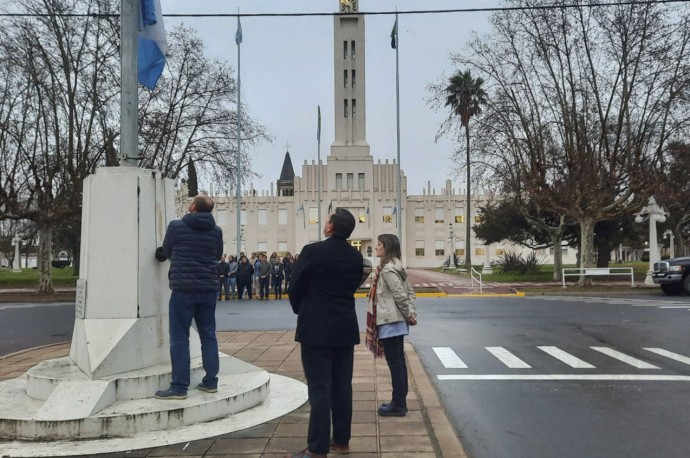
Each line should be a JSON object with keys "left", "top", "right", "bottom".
{"left": 69, "top": 167, "right": 199, "bottom": 377}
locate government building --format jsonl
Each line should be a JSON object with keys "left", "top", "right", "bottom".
{"left": 197, "top": 1, "right": 577, "bottom": 268}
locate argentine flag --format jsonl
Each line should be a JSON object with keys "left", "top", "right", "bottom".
{"left": 138, "top": 0, "right": 167, "bottom": 90}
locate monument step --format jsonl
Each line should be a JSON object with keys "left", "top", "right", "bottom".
{"left": 25, "top": 353, "right": 258, "bottom": 401}
{"left": 0, "top": 370, "right": 270, "bottom": 440}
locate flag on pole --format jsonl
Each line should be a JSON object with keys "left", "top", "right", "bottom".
{"left": 235, "top": 16, "right": 243, "bottom": 45}
{"left": 317, "top": 105, "right": 321, "bottom": 143}
{"left": 297, "top": 203, "right": 304, "bottom": 215}
{"left": 328, "top": 201, "right": 333, "bottom": 213}
{"left": 138, "top": 0, "right": 167, "bottom": 90}
{"left": 390, "top": 15, "right": 398, "bottom": 49}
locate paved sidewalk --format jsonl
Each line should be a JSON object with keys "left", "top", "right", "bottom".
{"left": 0, "top": 331, "right": 466, "bottom": 458}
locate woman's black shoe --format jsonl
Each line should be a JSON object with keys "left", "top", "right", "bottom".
{"left": 378, "top": 403, "right": 407, "bottom": 417}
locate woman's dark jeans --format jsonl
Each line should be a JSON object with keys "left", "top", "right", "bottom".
{"left": 381, "top": 335, "right": 407, "bottom": 408}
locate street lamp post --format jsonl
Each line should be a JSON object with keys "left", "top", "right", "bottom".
{"left": 482, "top": 244, "right": 493, "bottom": 274}
{"left": 635, "top": 196, "right": 666, "bottom": 285}
{"left": 10, "top": 235, "right": 24, "bottom": 272}
{"left": 664, "top": 230, "right": 675, "bottom": 259}
{"left": 448, "top": 223, "right": 456, "bottom": 269}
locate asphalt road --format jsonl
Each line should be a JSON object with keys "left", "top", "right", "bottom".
{"left": 412, "top": 295, "right": 690, "bottom": 458}
{"left": 2, "top": 294, "right": 690, "bottom": 458}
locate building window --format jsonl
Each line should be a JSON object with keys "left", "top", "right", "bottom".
{"left": 358, "top": 173, "right": 365, "bottom": 189}
{"left": 455, "top": 210, "right": 464, "bottom": 224}
{"left": 383, "top": 206, "right": 393, "bottom": 223}
{"left": 343, "top": 41, "right": 348, "bottom": 59}
{"left": 257, "top": 242, "right": 267, "bottom": 253}
{"left": 347, "top": 173, "right": 354, "bottom": 189}
{"left": 257, "top": 209, "right": 267, "bottom": 226}
{"left": 336, "top": 173, "right": 343, "bottom": 190}
{"left": 278, "top": 209, "right": 287, "bottom": 225}
{"left": 415, "top": 208, "right": 424, "bottom": 224}
{"left": 474, "top": 215, "right": 482, "bottom": 223}
{"left": 216, "top": 210, "right": 227, "bottom": 225}
{"left": 278, "top": 242, "right": 288, "bottom": 253}
{"left": 352, "top": 99, "right": 357, "bottom": 118}
{"left": 476, "top": 248, "right": 485, "bottom": 256}
{"left": 309, "top": 207, "right": 318, "bottom": 224}
{"left": 240, "top": 210, "right": 247, "bottom": 226}
{"left": 456, "top": 248, "right": 465, "bottom": 257}
{"left": 415, "top": 240, "right": 425, "bottom": 257}
{"left": 435, "top": 208, "right": 444, "bottom": 224}
{"left": 352, "top": 70, "right": 356, "bottom": 88}
{"left": 351, "top": 40, "right": 356, "bottom": 59}
{"left": 549, "top": 247, "right": 568, "bottom": 255}
{"left": 281, "top": 188, "right": 294, "bottom": 197}
{"left": 496, "top": 248, "right": 505, "bottom": 256}
{"left": 344, "top": 99, "right": 348, "bottom": 118}
{"left": 435, "top": 240, "right": 445, "bottom": 256}
{"left": 344, "top": 70, "right": 348, "bottom": 88}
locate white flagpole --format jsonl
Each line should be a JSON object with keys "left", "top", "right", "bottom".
{"left": 394, "top": 13, "right": 402, "bottom": 242}
{"left": 120, "top": 0, "right": 138, "bottom": 167}
{"left": 235, "top": 11, "right": 243, "bottom": 257}
{"left": 317, "top": 105, "right": 322, "bottom": 240}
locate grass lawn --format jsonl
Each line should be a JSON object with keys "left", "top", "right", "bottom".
{"left": 434, "top": 262, "right": 650, "bottom": 283}
{"left": 0, "top": 267, "right": 78, "bottom": 288}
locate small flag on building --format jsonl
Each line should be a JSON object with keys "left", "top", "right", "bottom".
{"left": 328, "top": 201, "right": 333, "bottom": 213}
{"left": 138, "top": 0, "right": 167, "bottom": 90}
{"left": 235, "top": 16, "right": 243, "bottom": 45}
{"left": 297, "top": 203, "right": 304, "bottom": 215}
{"left": 390, "top": 15, "right": 398, "bottom": 49}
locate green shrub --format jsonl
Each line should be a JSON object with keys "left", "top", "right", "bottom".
{"left": 495, "top": 252, "right": 546, "bottom": 275}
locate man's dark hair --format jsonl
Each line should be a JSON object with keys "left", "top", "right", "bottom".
{"left": 330, "top": 208, "right": 356, "bottom": 238}
{"left": 194, "top": 195, "right": 214, "bottom": 213}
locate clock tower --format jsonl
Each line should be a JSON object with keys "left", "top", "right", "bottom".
{"left": 332, "top": 0, "right": 369, "bottom": 158}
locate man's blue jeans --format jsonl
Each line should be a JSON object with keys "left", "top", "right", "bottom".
{"left": 169, "top": 291, "right": 219, "bottom": 394}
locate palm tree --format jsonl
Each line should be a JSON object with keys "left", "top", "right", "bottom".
{"left": 443, "top": 70, "right": 487, "bottom": 269}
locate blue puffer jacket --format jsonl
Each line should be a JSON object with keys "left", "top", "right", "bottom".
{"left": 161, "top": 212, "right": 223, "bottom": 292}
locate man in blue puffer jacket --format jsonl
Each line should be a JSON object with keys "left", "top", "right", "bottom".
{"left": 154, "top": 194, "right": 223, "bottom": 399}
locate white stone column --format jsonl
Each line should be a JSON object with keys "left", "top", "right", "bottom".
{"left": 482, "top": 244, "right": 493, "bottom": 274}
{"left": 69, "top": 167, "right": 202, "bottom": 378}
{"left": 635, "top": 196, "right": 666, "bottom": 286}
{"left": 11, "top": 236, "right": 22, "bottom": 272}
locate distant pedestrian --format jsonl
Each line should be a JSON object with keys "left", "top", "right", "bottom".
{"left": 258, "top": 254, "right": 271, "bottom": 299}
{"left": 236, "top": 255, "right": 254, "bottom": 300}
{"left": 217, "top": 255, "right": 230, "bottom": 300}
{"left": 271, "top": 256, "right": 284, "bottom": 299}
{"left": 227, "top": 255, "right": 238, "bottom": 300}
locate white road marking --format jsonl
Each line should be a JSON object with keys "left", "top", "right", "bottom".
{"left": 643, "top": 348, "right": 690, "bottom": 366}
{"left": 433, "top": 347, "right": 468, "bottom": 369}
{"left": 590, "top": 347, "right": 660, "bottom": 369}
{"left": 438, "top": 374, "right": 690, "bottom": 381}
{"left": 537, "top": 346, "right": 595, "bottom": 368}
{"left": 485, "top": 347, "right": 531, "bottom": 369}
{"left": 659, "top": 306, "right": 690, "bottom": 309}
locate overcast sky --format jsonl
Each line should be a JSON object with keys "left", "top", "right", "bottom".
{"left": 162, "top": 0, "right": 502, "bottom": 195}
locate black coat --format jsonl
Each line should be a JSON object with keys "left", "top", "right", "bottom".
{"left": 160, "top": 212, "right": 223, "bottom": 292}
{"left": 289, "top": 236, "right": 363, "bottom": 347}
{"left": 236, "top": 262, "right": 254, "bottom": 284}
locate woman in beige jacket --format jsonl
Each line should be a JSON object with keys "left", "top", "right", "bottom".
{"left": 366, "top": 233, "right": 417, "bottom": 417}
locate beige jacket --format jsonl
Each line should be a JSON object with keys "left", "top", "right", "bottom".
{"left": 371, "top": 259, "right": 417, "bottom": 325}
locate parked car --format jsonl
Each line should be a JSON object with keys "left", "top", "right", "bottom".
{"left": 652, "top": 257, "right": 690, "bottom": 295}
{"left": 51, "top": 259, "right": 71, "bottom": 269}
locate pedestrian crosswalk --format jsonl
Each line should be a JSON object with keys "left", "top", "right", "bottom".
{"left": 431, "top": 345, "right": 690, "bottom": 381}
{"left": 530, "top": 296, "right": 690, "bottom": 310}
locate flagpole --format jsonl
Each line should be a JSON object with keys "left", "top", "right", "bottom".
{"left": 235, "top": 11, "right": 242, "bottom": 257}
{"left": 317, "top": 105, "right": 322, "bottom": 241}
{"left": 393, "top": 12, "right": 402, "bottom": 242}
{"left": 120, "top": 0, "right": 138, "bottom": 167}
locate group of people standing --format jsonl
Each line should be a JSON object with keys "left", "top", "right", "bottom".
{"left": 216, "top": 252, "right": 295, "bottom": 301}
{"left": 154, "top": 197, "right": 418, "bottom": 458}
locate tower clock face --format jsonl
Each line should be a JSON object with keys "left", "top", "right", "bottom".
{"left": 340, "top": 0, "right": 358, "bottom": 13}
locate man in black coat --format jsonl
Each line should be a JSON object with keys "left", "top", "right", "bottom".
{"left": 154, "top": 194, "right": 223, "bottom": 400}
{"left": 286, "top": 208, "right": 364, "bottom": 458}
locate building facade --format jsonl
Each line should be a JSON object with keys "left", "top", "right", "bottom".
{"left": 201, "top": 1, "right": 577, "bottom": 268}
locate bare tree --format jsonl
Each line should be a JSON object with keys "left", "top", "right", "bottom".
{"left": 446, "top": 0, "right": 690, "bottom": 281}
{"left": 138, "top": 26, "right": 270, "bottom": 185}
